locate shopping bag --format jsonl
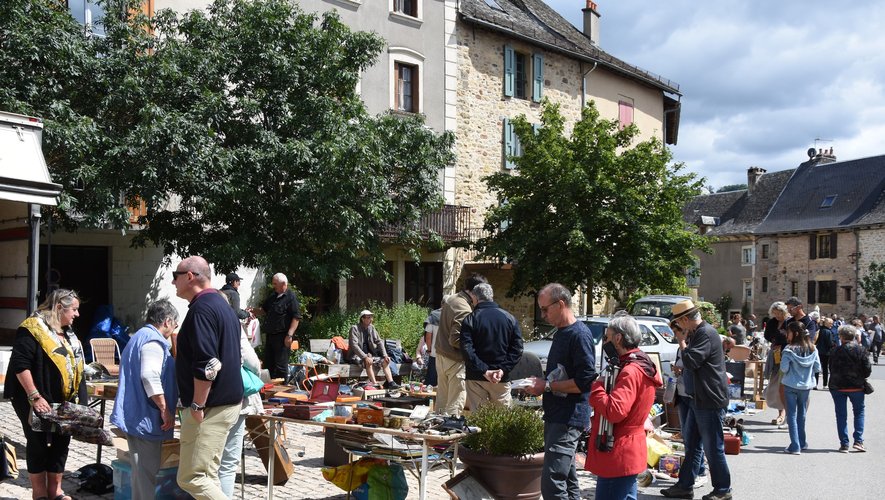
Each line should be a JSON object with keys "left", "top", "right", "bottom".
{"left": 763, "top": 371, "right": 785, "bottom": 410}
{"left": 242, "top": 366, "right": 264, "bottom": 396}
{"left": 0, "top": 435, "right": 18, "bottom": 480}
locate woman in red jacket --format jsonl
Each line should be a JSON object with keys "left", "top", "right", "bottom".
{"left": 586, "top": 313, "right": 663, "bottom": 499}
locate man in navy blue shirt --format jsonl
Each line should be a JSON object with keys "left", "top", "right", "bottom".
{"left": 172, "top": 256, "right": 243, "bottom": 500}
{"left": 525, "top": 283, "right": 597, "bottom": 500}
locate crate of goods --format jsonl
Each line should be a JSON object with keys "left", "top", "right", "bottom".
{"left": 112, "top": 459, "right": 188, "bottom": 500}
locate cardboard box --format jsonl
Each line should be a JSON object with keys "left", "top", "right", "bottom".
{"left": 113, "top": 437, "right": 181, "bottom": 468}
{"left": 112, "top": 459, "right": 186, "bottom": 500}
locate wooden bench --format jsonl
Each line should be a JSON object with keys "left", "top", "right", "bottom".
{"left": 307, "top": 338, "right": 414, "bottom": 380}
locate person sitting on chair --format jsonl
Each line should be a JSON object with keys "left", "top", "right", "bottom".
{"left": 346, "top": 310, "right": 399, "bottom": 390}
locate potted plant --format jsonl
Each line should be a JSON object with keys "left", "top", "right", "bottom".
{"left": 460, "top": 404, "right": 545, "bottom": 500}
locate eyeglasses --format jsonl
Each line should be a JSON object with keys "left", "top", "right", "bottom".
{"left": 172, "top": 270, "right": 199, "bottom": 279}
{"left": 539, "top": 300, "right": 561, "bottom": 314}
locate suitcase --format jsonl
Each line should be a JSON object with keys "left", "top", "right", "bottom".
{"left": 724, "top": 434, "right": 741, "bottom": 455}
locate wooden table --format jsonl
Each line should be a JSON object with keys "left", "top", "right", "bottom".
{"left": 261, "top": 415, "right": 470, "bottom": 500}
{"left": 746, "top": 360, "right": 766, "bottom": 407}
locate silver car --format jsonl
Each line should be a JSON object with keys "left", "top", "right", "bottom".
{"left": 522, "top": 316, "right": 678, "bottom": 378}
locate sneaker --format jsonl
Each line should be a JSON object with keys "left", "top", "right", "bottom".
{"left": 839, "top": 445, "right": 850, "bottom": 453}
{"left": 693, "top": 474, "right": 708, "bottom": 488}
{"left": 853, "top": 442, "right": 866, "bottom": 452}
{"left": 801, "top": 444, "right": 809, "bottom": 451}
{"left": 660, "top": 485, "right": 694, "bottom": 499}
{"left": 784, "top": 447, "right": 801, "bottom": 455}
{"left": 702, "top": 492, "right": 733, "bottom": 500}
{"left": 777, "top": 423, "right": 787, "bottom": 429}
{"left": 383, "top": 380, "right": 401, "bottom": 390}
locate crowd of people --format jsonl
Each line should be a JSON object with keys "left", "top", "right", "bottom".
{"left": 4, "top": 260, "right": 879, "bottom": 500}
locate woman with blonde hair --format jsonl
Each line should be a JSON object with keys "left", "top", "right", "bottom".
{"left": 4, "top": 289, "right": 87, "bottom": 500}
{"left": 763, "top": 301, "right": 789, "bottom": 426}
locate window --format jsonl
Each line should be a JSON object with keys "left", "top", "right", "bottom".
{"left": 393, "top": 0, "right": 418, "bottom": 17}
{"left": 761, "top": 244, "right": 769, "bottom": 259}
{"left": 843, "top": 286, "right": 852, "bottom": 301}
{"left": 741, "top": 245, "right": 755, "bottom": 266}
{"left": 388, "top": 48, "right": 424, "bottom": 113}
{"left": 791, "top": 281, "right": 799, "bottom": 297}
{"left": 820, "top": 195, "right": 837, "bottom": 208}
{"left": 404, "top": 262, "right": 442, "bottom": 308}
{"left": 68, "top": 0, "right": 106, "bottom": 36}
{"left": 761, "top": 276, "right": 768, "bottom": 293}
{"left": 618, "top": 99, "right": 634, "bottom": 128}
{"left": 810, "top": 232, "right": 837, "bottom": 259}
{"left": 743, "top": 280, "right": 753, "bottom": 300}
{"left": 503, "top": 45, "right": 543, "bottom": 102}
{"left": 394, "top": 62, "right": 417, "bottom": 112}
{"left": 809, "top": 280, "right": 838, "bottom": 304}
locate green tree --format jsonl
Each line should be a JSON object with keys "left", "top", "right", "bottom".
{"left": 716, "top": 183, "right": 747, "bottom": 193}
{"left": 0, "top": 0, "right": 453, "bottom": 283}
{"left": 859, "top": 261, "right": 885, "bottom": 314}
{"left": 476, "top": 101, "right": 708, "bottom": 298}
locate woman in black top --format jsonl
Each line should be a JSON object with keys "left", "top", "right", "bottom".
{"left": 828, "top": 324, "right": 871, "bottom": 452}
{"left": 4, "top": 289, "right": 86, "bottom": 500}
{"left": 764, "top": 301, "right": 789, "bottom": 425}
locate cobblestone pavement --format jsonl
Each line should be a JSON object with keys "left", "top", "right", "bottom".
{"left": 0, "top": 398, "right": 601, "bottom": 499}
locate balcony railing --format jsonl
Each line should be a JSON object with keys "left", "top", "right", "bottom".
{"left": 380, "top": 204, "right": 472, "bottom": 245}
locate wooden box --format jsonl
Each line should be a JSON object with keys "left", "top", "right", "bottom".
{"left": 355, "top": 408, "right": 384, "bottom": 425}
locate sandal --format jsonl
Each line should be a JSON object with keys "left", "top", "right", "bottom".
{"left": 53, "top": 494, "right": 74, "bottom": 500}
{"left": 775, "top": 415, "right": 785, "bottom": 425}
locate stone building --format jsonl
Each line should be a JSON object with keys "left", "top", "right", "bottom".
{"left": 688, "top": 150, "right": 885, "bottom": 320}
{"left": 453, "top": 0, "right": 681, "bottom": 328}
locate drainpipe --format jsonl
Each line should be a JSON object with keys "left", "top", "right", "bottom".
{"left": 580, "top": 61, "right": 598, "bottom": 109}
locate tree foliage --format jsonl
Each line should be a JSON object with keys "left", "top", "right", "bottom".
{"left": 859, "top": 261, "right": 885, "bottom": 313}
{"left": 716, "top": 184, "right": 747, "bottom": 193}
{"left": 0, "top": 0, "right": 453, "bottom": 283}
{"left": 475, "top": 101, "right": 708, "bottom": 298}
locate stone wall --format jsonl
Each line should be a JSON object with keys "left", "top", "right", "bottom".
{"left": 858, "top": 228, "right": 885, "bottom": 316}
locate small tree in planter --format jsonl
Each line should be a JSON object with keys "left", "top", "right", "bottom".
{"left": 461, "top": 404, "right": 545, "bottom": 500}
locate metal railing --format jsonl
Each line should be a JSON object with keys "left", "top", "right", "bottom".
{"left": 380, "top": 204, "right": 473, "bottom": 245}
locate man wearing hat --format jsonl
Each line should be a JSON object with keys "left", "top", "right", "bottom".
{"left": 661, "top": 300, "right": 732, "bottom": 500}
{"left": 220, "top": 273, "right": 249, "bottom": 320}
{"left": 346, "top": 310, "right": 399, "bottom": 390}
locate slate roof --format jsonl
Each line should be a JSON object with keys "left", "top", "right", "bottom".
{"left": 684, "top": 169, "right": 794, "bottom": 237}
{"left": 756, "top": 155, "right": 885, "bottom": 234}
{"left": 459, "top": 0, "right": 681, "bottom": 95}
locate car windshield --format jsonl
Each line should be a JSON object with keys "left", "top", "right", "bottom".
{"left": 653, "top": 324, "right": 678, "bottom": 343}
{"left": 630, "top": 301, "right": 677, "bottom": 318}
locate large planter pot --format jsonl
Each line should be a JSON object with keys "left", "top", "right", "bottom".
{"left": 458, "top": 446, "right": 545, "bottom": 500}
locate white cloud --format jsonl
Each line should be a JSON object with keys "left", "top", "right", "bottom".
{"left": 546, "top": 0, "right": 885, "bottom": 188}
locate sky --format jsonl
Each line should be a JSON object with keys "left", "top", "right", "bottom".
{"left": 547, "top": 0, "right": 885, "bottom": 190}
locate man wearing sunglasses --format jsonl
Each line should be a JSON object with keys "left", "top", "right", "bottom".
{"left": 525, "top": 283, "right": 597, "bottom": 500}
{"left": 172, "top": 256, "right": 244, "bottom": 500}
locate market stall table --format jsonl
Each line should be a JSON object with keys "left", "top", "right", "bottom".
{"left": 261, "top": 415, "right": 471, "bottom": 500}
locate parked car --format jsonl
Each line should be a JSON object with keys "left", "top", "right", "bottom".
{"left": 522, "top": 316, "right": 678, "bottom": 378}
{"left": 629, "top": 295, "right": 693, "bottom": 319}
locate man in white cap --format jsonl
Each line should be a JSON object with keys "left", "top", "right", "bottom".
{"left": 346, "top": 310, "right": 399, "bottom": 389}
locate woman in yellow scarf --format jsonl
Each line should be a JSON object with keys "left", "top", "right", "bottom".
{"left": 4, "top": 289, "right": 86, "bottom": 500}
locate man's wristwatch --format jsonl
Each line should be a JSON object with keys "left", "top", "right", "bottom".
{"left": 191, "top": 402, "right": 206, "bottom": 412}
{"left": 544, "top": 380, "right": 552, "bottom": 393}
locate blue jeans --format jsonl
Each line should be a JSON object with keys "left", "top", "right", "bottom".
{"left": 784, "top": 386, "right": 810, "bottom": 452}
{"left": 219, "top": 413, "right": 247, "bottom": 498}
{"left": 831, "top": 390, "right": 865, "bottom": 446}
{"left": 595, "top": 474, "right": 637, "bottom": 500}
{"left": 675, "top": 402, "right": 731, "bottom": 494}
{"left": 676, "top": 396, "right": 706, "bottom": 477}
{"left": 541, "top": 422, "right": 582, "bottom": 500}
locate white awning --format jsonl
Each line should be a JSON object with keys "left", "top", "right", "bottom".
{"left": 0, "top": 112, "right": 62, "bottom": 206}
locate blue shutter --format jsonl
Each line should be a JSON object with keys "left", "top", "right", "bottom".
{"left": 503, "top": 118, "right": 514, "bottom": 169}
{"left": 532, "top": 53, "right": 544, "bottom": 102}
{"left": 532, "top": 123, "right": 541, "bottom": 135}
{"left": 504, "top": 45, "right": 515, "bottom": 97}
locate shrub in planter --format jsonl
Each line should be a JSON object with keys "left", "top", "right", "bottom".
{"left": 463, "top": 404, "right": 544, "bottom": 456}
{"left": 461, "top": 404, "right": 545, "bottom": 500}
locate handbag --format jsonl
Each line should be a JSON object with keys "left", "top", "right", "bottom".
{"left": 762, "top": 371, "right": 785, "bottom": 410}
{"left": 864, "top": 380, "right": 875, "bottom": 395}
{"left": 0, "top": 435, "right": 18, "bottom": 480}
{"left": 242, "top": 366, "right": 264, "bottom": 396}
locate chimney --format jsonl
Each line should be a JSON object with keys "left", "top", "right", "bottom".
{"left": 810, "top": 147, "right": 837, "bottom": 165}
{"left": 582, "top": 1, "right": 600, "bottom": 46}
{"left": 747, "top": 166, "right": 766, "bottom": 194}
